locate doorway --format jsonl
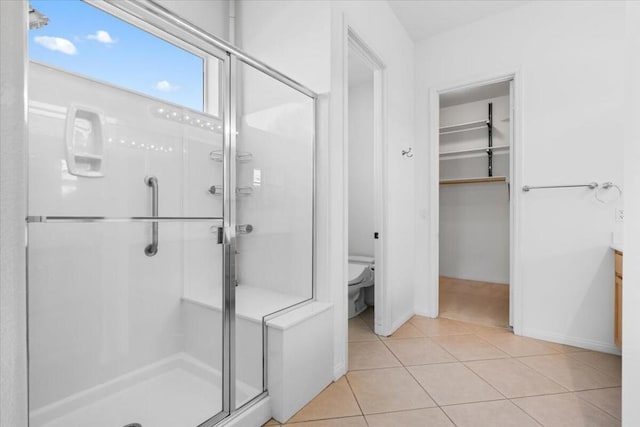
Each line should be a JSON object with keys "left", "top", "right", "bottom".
{"left": 346, "top": 31, "right": 386, "bottom": 336}
{"left": 435, "top": 79, "right": 516, "bottom": 329}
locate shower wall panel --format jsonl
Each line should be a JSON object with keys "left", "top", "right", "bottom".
{"left": 28, "top": 62, "right": 223, "bottom": 218}
{"left": 28, "top": 222, "right": 186, "bottom": 410}
{"left": 235, "top": 63, "right": 314, "bottom": 299}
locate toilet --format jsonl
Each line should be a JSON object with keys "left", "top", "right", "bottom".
{"left": 347, "top": 255, "right": 375, "bottom": 319}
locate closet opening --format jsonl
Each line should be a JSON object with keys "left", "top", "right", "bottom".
{"left": 345, "top": 31, "right": 385, "bottom": 338}
{"left": 437, "top": 80, "right": 514, "bottom": 329}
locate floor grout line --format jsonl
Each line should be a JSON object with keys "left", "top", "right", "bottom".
{"left": 344, "top": 371, "right": 367, "bottom": 422}
{"left": 463, "top": 357, "right": 571, "bottom": 398}
{"left": 574, "top": 385, "right": 623, "bottom": 391}
{"left": 456, "top": 349, "right": 509, "bottom": 400}
{"left": 572, "top": 390, "right": 623, "bottom": 421}
{"left": 563, "top": 351, "right": 623, "bottom": 380}
{"left": 402, "top": 361, "right": 440, "bottom": 409}
{"left": 378, "top": 335, "right": 407, "bottom": 367}
{"left": 511, "top": 354, "right": 622, "bottom": 392}
{"left": 508, "top": 388, "right": 620, "bottom": 400}
{"left": 505, "top": 399, "right": 545, "bottom": 427}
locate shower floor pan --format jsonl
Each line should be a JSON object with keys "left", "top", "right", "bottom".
{"left": 29, "top": 354, "right": 259, "bottom": 427}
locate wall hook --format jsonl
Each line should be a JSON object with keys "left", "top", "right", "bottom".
{"left": 402, "top": 147, "right": 413, "bottom": 158}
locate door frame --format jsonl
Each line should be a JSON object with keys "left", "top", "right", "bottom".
{"left": 427, "top": 71, "right": 524, "bottom": 334}
{"left": 344, "top": 28, "right": 388, "bottom": 336}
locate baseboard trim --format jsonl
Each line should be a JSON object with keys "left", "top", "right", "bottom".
{"left": 333, "top": 362, "right": 346, "bottom": 380}
{"left": 387, "top": 310, "right": 415, "bottom": 336}
{"left": 413, "top": 309, "right": 437, "bottom": 319}
{"left": 522, "top": 328, "right": 621, "bottom": 355}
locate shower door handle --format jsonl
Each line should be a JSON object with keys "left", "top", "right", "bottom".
{"left": 144, "top": 176, "right": 159, "bottom": 256}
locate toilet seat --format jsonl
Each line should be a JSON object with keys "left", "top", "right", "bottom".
{"left": 349, "top": 255, "right": 374, "bottom": 264}
{"left": 347, "top": 257, "right": 375, "bottom": 318}
{"left": 348, "top": 263, "right": 372, "bottom": 286}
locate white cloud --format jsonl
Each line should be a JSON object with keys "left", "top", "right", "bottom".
{"left": 87, "top": 30, "right": 117, "bottom": 44}
{"left": 154, "top": 80, "right": 179, "bottom": 92}
{"left": 34, "top": 36, "right": 77, "bottom": 55}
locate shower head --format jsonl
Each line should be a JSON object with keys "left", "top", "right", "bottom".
{"left": 29, "top": 5, "right": 49, "bottom": 29}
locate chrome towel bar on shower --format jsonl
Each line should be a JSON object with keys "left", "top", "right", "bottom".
{"left": 522, "top": 182, "right": 598, "bottom": 192}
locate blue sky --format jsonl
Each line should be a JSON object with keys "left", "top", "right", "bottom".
{"left": 29, "top": 0, "right": 203, "bottom": 111}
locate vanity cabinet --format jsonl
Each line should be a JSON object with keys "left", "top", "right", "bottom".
{"left": 614, "top": 250, "right": 623, "bottom": 346}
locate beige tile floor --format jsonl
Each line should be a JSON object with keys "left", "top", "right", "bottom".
{"left": 439, "top": 277, "right": 510, "bottom": 328}
{"left": 264, "top": 310, "right": 621, "bottom": 426}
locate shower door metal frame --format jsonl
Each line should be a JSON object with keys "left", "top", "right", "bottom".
{"left": 223, "top": 53, "right": 238, "bottom": 417}
{"left": 94, "top": 0, "right": 317, "bottom": 99}
{"left": 230, "top": 56, "right": 319, "bottom": 413}
{"left": 26, "top": 1, "right": 319, "bottom": 426}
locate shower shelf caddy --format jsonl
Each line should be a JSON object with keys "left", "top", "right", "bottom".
{"left": 209, "top": 149, "right": 255, "bottom": 197}
{"left": 439, "top": 102, "right": 509, "bottom": 186}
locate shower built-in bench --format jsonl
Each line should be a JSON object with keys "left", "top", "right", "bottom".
{"left": 182, "top": 289, "right": 334, "bottom": 423}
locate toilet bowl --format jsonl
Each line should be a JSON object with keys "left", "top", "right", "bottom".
{"left": 347, "top": 255, "right": 375, "bottom": 319}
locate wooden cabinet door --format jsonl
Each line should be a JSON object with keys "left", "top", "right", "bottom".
{"left": 615, "top": 275, "right": 622, "bottom": 346}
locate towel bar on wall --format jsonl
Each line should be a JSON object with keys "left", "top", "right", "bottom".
{"left": 522, "top": 182, "right": 598, "bottom": 192}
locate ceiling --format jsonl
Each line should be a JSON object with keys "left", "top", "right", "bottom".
{"left": 388, "top": 0, "right": 529, "bottom": 41}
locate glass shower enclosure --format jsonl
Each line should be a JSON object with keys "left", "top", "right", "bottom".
{"left": 26, "top": 2, "right": 315, "bottom": 426}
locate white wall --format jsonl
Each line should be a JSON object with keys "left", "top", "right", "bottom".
{"left": 332, "top": 0, "right": 416, "bottom": 366}
{"left": 439, "top": 95, "right": 510, "bottom": 284}
{"left": 0, "top": 2, "right": 28, "bottom": 426}
{"left": 236, "top": 0, "right": 332, "bottom": 93}
{"left": 157, "top": 0, "right": 230, "bottom": 41}
{"left": 439, "top": 185, "right": 509, "bottom": 284}
{"left": 623, "top": 1, "right": 640, "bottom": 424}
{"left": 415, "top": 1, "right": 626, "bottom": 353}
{"left": 348, "top": 82, "right": 374, "bottom": 258}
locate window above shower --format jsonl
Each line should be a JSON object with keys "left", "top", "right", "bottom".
{"left": 28, "top": 0, "right": 216, "bottom": 114}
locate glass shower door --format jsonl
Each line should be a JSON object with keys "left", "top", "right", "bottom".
{"left": 231, "top": 59, "right": 315, "bottom": 408}
{"left": 28, "top": 220, "right": 224, "bottom": 427}
{"left": 27, "top": 40, "right": 228, "bottom": 427}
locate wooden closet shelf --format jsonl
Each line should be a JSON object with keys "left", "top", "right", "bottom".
{"left": 440, "top": 145, "right": 510, "bottom": 156}
{"left": 440, "top": 176, "right": 507, "bottom": 186}
{"left": 439, "top": 119, "right": 489, "bottom": 135}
